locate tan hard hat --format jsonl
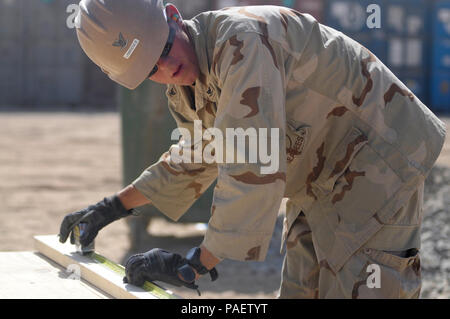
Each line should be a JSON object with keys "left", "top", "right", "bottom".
{"left": 76, "top": 0, "right": 169, "bottom": 90}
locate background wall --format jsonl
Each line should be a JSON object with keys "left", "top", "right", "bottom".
{"left": 0, "top": 0, "right": 115, "bottom": 107}
{"left": 0, "top": 0, "right": 448, "bottom": 111}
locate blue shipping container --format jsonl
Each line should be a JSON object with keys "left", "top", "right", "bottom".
{"left": 432, "top": 37, "right": 450, "bottom": 71}
{"left": 386, "top": 37, "right": 428, "bottom": 71}
{"left": 433, "top": 0, "right": 450, "bottom": 39}
{"left": 431, "top": 0, "right": 450, "bottom": 111}
{"left": 325, "top": 0, "right": 384, "bottom": 33}
{"left": 431, "top": 71, "right": 450, "bottom": 111}
{"left": 385, "top": 0, "right": 430, "bottom": 37}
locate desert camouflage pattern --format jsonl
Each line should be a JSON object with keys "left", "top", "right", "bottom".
{"left": 132, "top": 6, "right": 446, "bottom": 295}
{"left": 279, "top": 193, "right": 422, "bottom": 298}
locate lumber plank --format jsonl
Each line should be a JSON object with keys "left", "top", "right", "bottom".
{"left": 34, "top": 235, "right": 180, "bottom": 299}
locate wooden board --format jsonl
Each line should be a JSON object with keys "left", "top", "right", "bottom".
{"left": 0, "top": 252, "right": 111, "bottom": 299}
{"left": 34, "top": 235, "right": 180, "bottom": 299}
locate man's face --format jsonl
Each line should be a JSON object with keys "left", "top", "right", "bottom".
{"left": 148, "top": 22, "right": 200, "bottom": 86}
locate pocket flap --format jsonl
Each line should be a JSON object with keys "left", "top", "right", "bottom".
{"left": 315, "top": 127, "right": 368, "bottom": 193}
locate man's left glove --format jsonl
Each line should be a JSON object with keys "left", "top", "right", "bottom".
{"left": 123, "top": 248, "right": 218, "bottom": 296}
{"left": 59, "top": 195, "right": 132, "bottom": 247}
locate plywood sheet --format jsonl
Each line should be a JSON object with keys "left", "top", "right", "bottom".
{"left": 0, "top": 251, "right": 111, "bottom": 299}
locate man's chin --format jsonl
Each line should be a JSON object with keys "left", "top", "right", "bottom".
{"left": 177, "top": 75, "right": 198, "bottom": 86}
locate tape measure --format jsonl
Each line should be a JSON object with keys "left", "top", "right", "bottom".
{"left": 85, "top": 251, "right": 178, "bottom": 299}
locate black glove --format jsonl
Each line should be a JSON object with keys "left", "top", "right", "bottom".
{"left": 123, "top": 248, "right": 218, "bottom": 296}
{"left": 59, "top": 195, "right": 132, "bottom": 247}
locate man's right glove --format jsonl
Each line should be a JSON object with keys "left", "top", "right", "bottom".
{"left": 59, "top": 195, "right": 132, "bottom": 247}
{"left": 123, "top": 248, "right": 219, "bottom": 296}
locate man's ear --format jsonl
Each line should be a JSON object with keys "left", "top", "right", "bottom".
{"left": 165, "top": 3, "right": 183, "bottom": 26}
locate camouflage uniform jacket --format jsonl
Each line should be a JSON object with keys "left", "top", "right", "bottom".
{"left": 133, "top": 6, "right": 446, "bottom": 272}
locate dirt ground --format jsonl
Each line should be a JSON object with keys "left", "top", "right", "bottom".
{"left": 0, "top": 111, "right": 448, "bottom": 299}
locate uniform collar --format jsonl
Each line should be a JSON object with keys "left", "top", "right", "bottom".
{"left": 183, "top": 18, "right": 211, "bottom": 90}
{"left": 167, "top": 17, "right": 216, "bottom": 115}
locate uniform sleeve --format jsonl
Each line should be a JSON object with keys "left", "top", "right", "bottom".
{"left": 132, "top": 114, "right": 218, "bottom": 222}
{"left": 201, "top": 32, "right": 287, "bottom": 261}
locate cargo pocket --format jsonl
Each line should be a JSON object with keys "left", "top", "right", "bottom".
{"left": 327, "top": 135, "right": 404, "bottom": 226}
{"left": 351, "top": 247, "right": 421, "bottom": 299}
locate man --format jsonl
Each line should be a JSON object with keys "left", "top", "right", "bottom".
{"left": 59, "top": 0, "right": 446, "bottom": 298}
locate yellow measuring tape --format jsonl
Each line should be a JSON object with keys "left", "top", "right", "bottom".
{"left": 86, "top": 252, "right": 178, "bottom": 299}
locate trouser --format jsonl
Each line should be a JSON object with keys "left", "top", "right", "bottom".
{"left": 278, "top": 183, "right": 423, "bottom": 299}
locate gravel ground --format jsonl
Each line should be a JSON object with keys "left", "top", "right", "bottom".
{"left": 420, "top": 165, "right": 450, "bottom": 299}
